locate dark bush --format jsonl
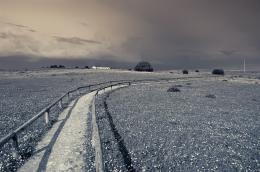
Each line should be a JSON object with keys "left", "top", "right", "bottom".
{"left": 50, "top": 65, "right": 65, "bottom": 68}
{"left": 75, "top": 66, "right": 79, "bottom": 69}
{"left": 205, "top": 94, "right": 216, "bottom": 99}
{"left": 167, "top": 87, "right": 181, "bottom": 92}
{"left": 182, "top": 70, "right": 189, "bottom": 74}
{"left": 195, "top": 70, "right": 199, "bottom": 72}
{"left": 50, "top": 65, "right": 58, "bottom": 68}
{"left": 174, "top": 84, "right": 183, "bottom": 87}
{"left": 212, "top": 69, "right": 224, "bottom": 75}
{"left": 134, "top": 61, "right": 153, "bottom": 72}
{"left": 85, "top": 66, "right": 89, "bottom": 69}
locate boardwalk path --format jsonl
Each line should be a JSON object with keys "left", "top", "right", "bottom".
{"left": 19, "top": 86, "right": 126, "bottom": 172}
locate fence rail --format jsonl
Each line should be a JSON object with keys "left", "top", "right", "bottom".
{"left": 92, "top": 81, "right": 132, "bottom": 172}
{"left": 0, "top": 76, "right": 205, "bottom": 156}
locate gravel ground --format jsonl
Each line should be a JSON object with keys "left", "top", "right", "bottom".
{"left": 0, "top": 69, "right": 183, "bottom": 138}
{"left": 0, "top": 69, "right": 259, "bottom": 171}
{"left": 96, "top": 79, "right": 260, "bottom": 171}
{"left": 96, "top": 90, "right": 128, "bottom": 171}
{"left": 0, "top": 69, "right": 188, "bottom": 171}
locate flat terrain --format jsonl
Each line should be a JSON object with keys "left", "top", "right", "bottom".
{"left": 96, "top": 78, "right": 260, "bottom": 171}
{"left": 0, "top": 69, "right": 193, "bottom": 171}
{"left": 0, "top": 69, "right": 184, "bottom": 138}
{"left": 0, "top": 69, "right": 259, "bottom": 171}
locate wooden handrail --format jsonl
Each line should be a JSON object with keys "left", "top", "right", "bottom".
{"left": 0, "top": 76, "right": 204, "bottom": 152}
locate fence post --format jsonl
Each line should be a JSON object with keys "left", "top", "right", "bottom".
{"left": 67, "top": 93, "right": 70, "bottom": 100}
{"left": 11, "top": 134, "right": 19, "bottom": 158}
{"left": 58, "top": 100, "right": 63, "bottom": 109}
{"left": 44, "top": 110, "right": 50, "bottom": 124}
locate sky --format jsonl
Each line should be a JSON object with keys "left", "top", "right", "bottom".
{"left": 0, "top": 0, "right": 260, "bottom": 70}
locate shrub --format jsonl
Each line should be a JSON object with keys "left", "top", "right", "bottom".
{"left": 50, "top": 65, "right": 58, "bottom": 68}
{"left": 50, "top": 65, "right": 65, "bottom": 68}
{"left": 85, "top": 66, "right": 89, "bottom": 69}
{"left": 205, "top": 94, "right": 216, "bottom": 99}
{"left": 167, "top": 87, "right": 181, "bottom": 92}
{"left": 174, "top": 84, "right": 183, "bottom": 87}
{"left": 195, "top": 70, "right": 199, "bottom": 72}
{"left": 182, "top": 70, "right": 189, "bottom": 74}
{"left": 212, "top": 69, "right": 224, "bottom": 75}
{"left": 134, "top": 61, "right": 153, "bottom": 72}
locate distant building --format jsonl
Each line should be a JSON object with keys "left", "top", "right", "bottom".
{"left": 92, "top": 66, "right": 111, "bottom": 70}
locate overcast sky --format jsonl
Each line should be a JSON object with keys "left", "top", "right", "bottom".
{"left": 0, "top": 0, "right": 260, "bottom": 70}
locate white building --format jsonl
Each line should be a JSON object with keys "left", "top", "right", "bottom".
{"left": 92, "top": 66, "right": 111, "bottom": 70}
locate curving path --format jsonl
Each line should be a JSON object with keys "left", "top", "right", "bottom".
{"left": 18, "top": 85, "right": 127, "bottom": 172}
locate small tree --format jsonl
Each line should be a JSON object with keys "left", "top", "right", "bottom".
{"left": 134, "top": 61, "right": 153, "bottom": 72}
{"left": 212, "top": 69, "right": 224, "bottom": 75}
{"left": 182, "top": 70, "right": 189, "bottom": 74}
{"left": 50, "top": 65, "right": 58, "bottom": 68}
{"left": 167, "top": 86, "right": 181, "bottom": 92}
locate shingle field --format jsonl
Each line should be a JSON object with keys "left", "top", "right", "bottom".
{"left": 0, "top": 69, "right": 184, "bottom": 171}
{"left": 96, "top": 79, "right": 260, "bottom": 171}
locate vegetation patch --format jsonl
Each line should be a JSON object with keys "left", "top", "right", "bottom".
{"left": 182, "top": 70, "right": 189, "bottom": 74}
{"left": 134, "top": 61, "right": 153, "bottom": 72}
{"left": 174, "top": 84, "right": 183, "bottom": 87}
{"left": 212, "top": 69, "right": 225, "bottom": 75}
{"left": 205, "top": 94, "right": 216, "bottom": 99}
{"left": 167, "top": 87, "right": 181, "bottom": 92}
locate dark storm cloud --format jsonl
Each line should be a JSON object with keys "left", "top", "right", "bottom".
{"left": 54, "top": 36, "right": 101, "bottom": 45}
{"left": 0, "top": 32, "right": 8, "bottom": 39}
{"left": 3, "top": 22, "right": 29, "bottom": 29}
{"left": 1, "top": 21, "right": 37, "bottom": 33}
{"left": 112, "top": 0, "right": 260, "bottom": 69}
{"left": 0, "top": 32, "right": 23, "bottom": 39}
{"left": 29, "top": 29, "right": 36, "bottom": 33}
{"left": 0, "top": 32, "right": 39, "bottom": 54}
{"left": 0, "top": 0, "right": 260, "bottom": 70}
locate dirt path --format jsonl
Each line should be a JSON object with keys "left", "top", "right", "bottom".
{"left": 18, "top": 85, "right": 127, "bottom": 172}
{"left": 19, "top": 92, "right": 95, "bottom": 172}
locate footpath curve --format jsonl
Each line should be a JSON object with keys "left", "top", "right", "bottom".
{"left": 19, "top": 85, "right": 127, "bottom": 172}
